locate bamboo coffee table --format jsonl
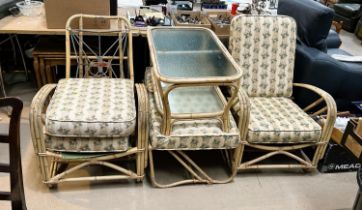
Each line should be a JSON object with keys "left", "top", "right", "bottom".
{"left": 147, "top": 27, "right": 242, "bottom": 135}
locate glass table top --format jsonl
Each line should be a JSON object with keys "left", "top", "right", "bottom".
{"left": 149, "top": 28, "right": 240, "bottom": 79}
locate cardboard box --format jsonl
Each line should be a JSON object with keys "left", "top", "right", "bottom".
{"left": 205, "top": 11, "right": 233, "bottom": 36}
{"left": 318, "top": 118, "right": 362, "bottom": 173}
{"left": 357, "top": 119, "right": 362, "bottom": 137}
{"left": 44, "top": 0, "right": 117, "bottom": 29}
{"left": 318, "top": 141, "right": 360, "bottom": 173}
{"left": 340, "top": 119, "right": 362, "bottom": 160}
{"left": 172, "top": 11, "right": 211, "bottom": 29}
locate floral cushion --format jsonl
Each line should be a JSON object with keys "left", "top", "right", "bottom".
{"left": 45, "top": 78, "right": 136, "bottom": 138}
{"left": 45, "top": 136, "right": 129, "bottom": 153}
{"left": 247, "top": 97, "right": 322, "bottom": 144}
{"left": 148, "top": 92, "right": 240, "bottom": 150}
{"left": 144, "top": 67, "right": 154, "bottom": 92}
{"left": 145, "top": 68, "right": 225, "bottom": 114}
{"left": 229, "top": 15, "right": 297, "bottom": 98}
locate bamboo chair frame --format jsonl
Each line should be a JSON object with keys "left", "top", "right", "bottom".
{"left": 29, "top": 14, "right": 148, "bottom": 187}
{"left": 147, "top": 27, "right": 243, "bottom": 135}
{"left": 147, "top": 89, "right": 250, "bottom": 188}
{"left": 236, "top": 83, "right": 337, "bottom": 171}
{"left": 65, "top": 15, "right": 134, "bottom": 79}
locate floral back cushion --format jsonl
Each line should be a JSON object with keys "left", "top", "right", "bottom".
{"left": 229, "top": 15, "right": 297, "bottom": 98}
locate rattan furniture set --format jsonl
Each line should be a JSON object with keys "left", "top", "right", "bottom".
{"left": 29, "top": 14, "right": 337, "bottom": 188}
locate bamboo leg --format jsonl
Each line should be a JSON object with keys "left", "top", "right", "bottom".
{"left": 231, "top": 145, "right": 243, "bottom": 176}
{"left": 148, "top": 147, "right": 208, "bottom": 188}
{"left": 177, "top": 150, "right": 236, "bottom": 184}
{"left": 149, "top": 146, "right": 240, "bottom": 187}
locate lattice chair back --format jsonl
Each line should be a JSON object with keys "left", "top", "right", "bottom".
{"left": 229, "top": 15, "right": 297, "bottom": 98}
{"left": 65, "top": 14, "right": 133, "bottom": 80}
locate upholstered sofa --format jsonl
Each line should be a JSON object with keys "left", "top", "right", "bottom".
{"left": 333, "top": 0, "right": 362, "bottom": 32}
{"left": 278, "top": 0, "right": 362, "bottom": 112}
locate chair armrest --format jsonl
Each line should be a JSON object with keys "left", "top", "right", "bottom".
{"left": 293, "top": 83, "right": 337, "bottom": 143}
{"left": 29, "top": 84, "right": 57, "bottom": 154}
{"left": 232, "top": 89, "right": 250, "bottom": 141}
{"left": 135, "top": 83, "right": 149, "bottom": 166}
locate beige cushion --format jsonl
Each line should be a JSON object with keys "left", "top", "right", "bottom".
{"left": 45, "top": 78, "right": 136, "bottom": 138}
{"left": 148, "top": 92, "right": 240, "bottom": 150}
{"left": 144, "top": 67, "right": 154, "bottom": 92}
{"left": 45, "top": 136, "right": 129, "bottom": 153}
{"left": 229, "top": 15, "right": 297, "bottom": 97}
{"left": 247, "top": 97, "right": 322, "bottom": 144}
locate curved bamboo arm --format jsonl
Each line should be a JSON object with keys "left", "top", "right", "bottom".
{"left": 30, "top": 84, "right": 57, "bottom": 153}
{"left": 232, "top": 88, "right": 250, "bottom": 173}
{"left": 293, "top": 83, "right": 337, "bottom": 143}
{"left": 233, "top": 89, "right": 250, "bottom": 143}
{"left": 29, "top": 84, "right": 57, "bottom": 181}
{"left": 135, "top": 83, "right": 149, "bottom": 175}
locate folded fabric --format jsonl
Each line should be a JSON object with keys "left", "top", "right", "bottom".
{"left": 331, "top": 54, "right": 362, "bottom": 62}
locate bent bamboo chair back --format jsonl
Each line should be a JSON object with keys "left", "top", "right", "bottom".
{"left": 65, "top": 14, "right": 134, "bottom": 80}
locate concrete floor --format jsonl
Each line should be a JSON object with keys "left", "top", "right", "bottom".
{"left": 0, "top": 30, "right": 361, "bottom": 210}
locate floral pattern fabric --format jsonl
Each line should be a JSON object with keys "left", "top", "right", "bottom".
{"left": 247, "top": 97, "right": 322, "bottom": 144}
{"left": 148, "top": 92, "right": 240, "bottom": 150}
{"left": 144, "top": 68, "right": 154, "bottom": 92}
{"left": 45, "top": 78, "right": 136, "bottom": 138}
{"left": 229, "top": 15, "right": 297, "bottom": 97}
{"left": 45, "top": 136, "right": 129, "bottom": 152}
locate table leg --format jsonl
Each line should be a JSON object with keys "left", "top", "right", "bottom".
{"left": 32, "top": 56, "right": 42, "bottom": 88}
{"left": 45, "top": 61, "right": 54, "bottom": 84}
{"left": 39, "top": 58, "right": 47, "bottom": 86}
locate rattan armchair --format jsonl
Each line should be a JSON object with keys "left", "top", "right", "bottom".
{"left": 229, "top": 15, "right": 337, "bottom": 171}
{"left": 29, "top": 14, "right": 148, "bottom": 187}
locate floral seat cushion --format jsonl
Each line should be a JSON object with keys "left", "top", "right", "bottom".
{"left": 247, "top": 97, "right": 322, "bottom": 144}
{"left": 45, "top": 78, "right": 136, "bottom": 138}
{"left": 44, "top": 135, "right": 129, "bottom": 153}
{"left": 148, "top": 92, "right": 240, "bottom": 150}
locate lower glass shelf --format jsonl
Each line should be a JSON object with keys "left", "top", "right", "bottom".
{"left": 167, "top": 86, "right": 225, "bottom": 114}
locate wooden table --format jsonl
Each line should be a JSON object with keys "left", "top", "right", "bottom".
{"left": 0, "top": 7, "right": 231, "bottom": 37}
{"left": 0, "top": 7, "right": 147, "bottom": 35}
{"left": 0, "top": 8, "right": 229, "bottom": 87}
{"left": 0, "top": 14, "right": 63, "bottom": 35}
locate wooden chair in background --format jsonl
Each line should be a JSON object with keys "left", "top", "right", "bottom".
{"left": 0, "top": 97, "right": 26, "bottom": 210}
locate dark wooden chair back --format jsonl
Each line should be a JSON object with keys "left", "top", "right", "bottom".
{"left": 0, "top": 97, "right": 26, "bottom": 210}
